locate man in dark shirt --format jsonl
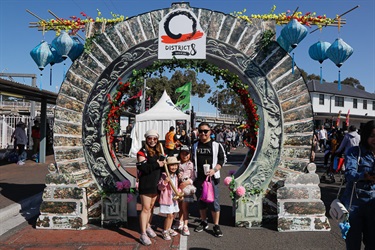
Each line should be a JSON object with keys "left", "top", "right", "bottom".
{"left": 192, "top": 122, "right": 226, "bottom": 237}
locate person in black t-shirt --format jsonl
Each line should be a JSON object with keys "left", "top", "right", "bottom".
{"left": 192, "top": 122, "right": 226, "bottom": 238}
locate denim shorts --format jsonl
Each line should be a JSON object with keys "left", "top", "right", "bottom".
{"left": 194, "top": 178, "right": 221, "bottom": 212}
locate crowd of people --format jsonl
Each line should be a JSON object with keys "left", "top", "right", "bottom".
{"left": 136, "top": 122, "right": 227, "bottom": 246}
{"left": 311, "top": 121, "right": 375, "bottom": 249}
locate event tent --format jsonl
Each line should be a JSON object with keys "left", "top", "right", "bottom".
{"left": 129, "top": 90, "right": 190, "bottom": 157}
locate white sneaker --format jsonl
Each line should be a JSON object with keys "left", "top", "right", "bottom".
{"left": 17, "top": 161, "right": 25, "bottom": 165}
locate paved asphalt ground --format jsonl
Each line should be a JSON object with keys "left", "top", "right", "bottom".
{"left": 0, "top": 148, "right": 349, "bottom": 249}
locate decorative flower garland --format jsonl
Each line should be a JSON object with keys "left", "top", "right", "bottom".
{"left": 232, "top": 5, "right": 336, "bottom": 28}
{"left": 105, "top": 58, "right": 260, "bottom": 162}
{"left": 100, "top": 179, "right": 136, "bottom": 203}
{"left": 37, "top": 10, "right": 125, "bottom": 35}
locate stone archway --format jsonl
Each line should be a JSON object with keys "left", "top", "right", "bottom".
{"left": 37, "top": 3, "right": 317, "bottom": 230}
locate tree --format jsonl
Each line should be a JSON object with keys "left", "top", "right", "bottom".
{"left": 207, "top": 89, "right": 243, "bottom": 116}
{"left": 334, "top": 77, "right": 364, "bottom": 90}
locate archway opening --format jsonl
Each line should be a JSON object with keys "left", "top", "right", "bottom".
{"left": 103, "top": 58, "right": 260, "bottom": 187}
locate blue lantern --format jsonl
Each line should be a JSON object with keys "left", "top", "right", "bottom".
{"left": 309, "top": 41, "right": 331, "bottom": 84}
{"left": 68, "top": 37, "right": 84, "bottom": 61}
{"left": 49, "top": 44, "right": 64, "bottom": 66}
{"left": 326, "top": 38, "right": 354, "bottom": 90}
{"left": 280, "top": 19, "right": 308, "bottom": 48}
{"left": 277, "top": 35, "right": 292, "bottom": 53}
{"left": 30, "top": 41, "right": 53, "bottom": 71}
{"left": 51, "top": 31, "right": 74, "bottom": 59}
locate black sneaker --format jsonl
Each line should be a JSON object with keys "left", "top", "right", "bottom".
{"left": 213, "top": 225, "right": 223, "bottom": 237}
{"left": 194, "top": 220, "right": 208, "bottom": 232}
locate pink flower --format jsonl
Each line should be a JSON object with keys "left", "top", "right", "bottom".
{"left": 127, "top": 194, "right": 133, "bottom": 203}
{"left": 122, "top": 179, "right": 131, "bottom": 189}
{"left": 116, "top": 181, "right": 124, "bottom": 191}
{"left": 224, "top": 176, "right": 232, "bottom": 186}
{"left": 236, "top": 186, "right": 246, "bottom": 197}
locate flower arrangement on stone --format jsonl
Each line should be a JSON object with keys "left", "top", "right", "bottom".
{"left": 224, "top": 175, "right": 263, "bottom": 203}
{"left": 101, "top": 179, "right": 136, "bottom": 203}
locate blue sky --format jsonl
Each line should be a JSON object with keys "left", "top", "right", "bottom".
{"left": 0, "top": 0, "right": 374, "bottom": 113}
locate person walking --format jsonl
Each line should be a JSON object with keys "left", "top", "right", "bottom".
{"left": 136, "top": 129, "right": 165, "bottom": 246}
{"left": 13, "top": 121, "right": 28, "bottom": 165}
{"left": 318, "top": 125, "right": 328, "bottom": 152}
{"left": 192, "top": 122, "right": 226, "bottom": 237}
{"left": 342, "top": 120, "right": 375, "bottom": 250}
{"left": 335, "top": 125, "right": 361, "bottom": 156}
{"left": 158, "top": 156, "right": 181, "bottom": 240}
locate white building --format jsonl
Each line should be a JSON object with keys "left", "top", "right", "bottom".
{"left": 307, "top": 80, "right": 375, "bottom": 130}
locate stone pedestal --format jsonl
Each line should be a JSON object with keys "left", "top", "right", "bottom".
{"left": 277, "top": 163, "right": 330, "bottom": 231}
{"left": 36, "top": 163, "right": 88, "bottom": 230}
{"left": 235, "top": 194, "right": 263, "bottom": 228}
{"left": 101, "top": 193, "right": 128, "bottom": 227}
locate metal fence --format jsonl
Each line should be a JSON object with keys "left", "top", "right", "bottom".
{"left": 0, "top": 115, "right": 32, "bottom": 149}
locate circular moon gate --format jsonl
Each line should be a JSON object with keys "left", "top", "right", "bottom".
{"left": 49, "top": 4, "right": 314, "bottom": 228}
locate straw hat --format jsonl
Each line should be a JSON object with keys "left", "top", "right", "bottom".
{"left": 166, "top": 156, "right": 180, "bottom": 165}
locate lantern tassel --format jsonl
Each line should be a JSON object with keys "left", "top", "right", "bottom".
{"left": 39, "top": 73, "right": 43, "bottom": 90}
{"left": 292, "top": 53, "right": 295, "bottom": 75}
{"left": 50, "top": 66, "right": 53, "bottom": 86}
{"left": 338, "top": 70, "right": 341, "bottom": 91}
{"left": 320, "top": 66, "right": 323, "bottom": 84}
{"left": 63, "top": 62, "right": 66, "bottom": 81}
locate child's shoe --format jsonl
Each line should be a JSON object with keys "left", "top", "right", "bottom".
{"left": 140, "top": 233, "right": 152, "bottom": 246}
{"left": 162, "top": 230, "right": 171, "bottom": 240}
{"left": 181, "top": 225, "right": 190, "bottom": 236}
{"left": 168, "top": 228, "right": 178, "bottom": 237}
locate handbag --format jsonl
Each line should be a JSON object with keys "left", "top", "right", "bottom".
{"left": 200, "top": 176, "right": 214, "bottom": 203}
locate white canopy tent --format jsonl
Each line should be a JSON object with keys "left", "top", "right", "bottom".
{"left": 129, "top": 90, "right": 190, "bottom": 157}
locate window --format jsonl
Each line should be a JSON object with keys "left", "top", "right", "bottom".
{"left": 319, "top": 94, "right": 324, "bottom": 105}
{"left": 363, "top": 100, "right": 367, "bottom": 109}
{"left": 353, "top": 98, "right": 357, "bottom": 109}
{"left": 335, "top": 96, "right": 344, "bottom": 107}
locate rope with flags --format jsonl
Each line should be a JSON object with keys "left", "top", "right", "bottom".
{"left": 175, "top": 81, "right": 191, "bottom": 111}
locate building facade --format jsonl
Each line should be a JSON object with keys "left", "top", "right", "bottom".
{"left": 307, "top": 80, "right": 375, "bottom": 131}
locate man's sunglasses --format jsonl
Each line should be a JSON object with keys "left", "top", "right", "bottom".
{"left": 198, "top": 129, "right": 210, "bottom": 134}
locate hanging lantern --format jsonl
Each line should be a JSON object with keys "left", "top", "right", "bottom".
{"left": 280, "top": 19, "right": 308, "bottom": 49}
{"left": 326, "top": 38, "right": 354, "bottom": 90}
{"left": 49, "top": 44, "right": 64, "bottom": 66}
{"left": 277, "top": 35, "right": 292, "bottom": 53}
{"left": 30, "top": 41, "right": 53, "bottom": 71}
{"left": 51, "top": 31, "right": 74, "bottom": 59}
{"left": 308, "top": 41, "right": 331, "bottom": 84}
{"left": 68, "top": 37, "right": 84, "bottom": 61}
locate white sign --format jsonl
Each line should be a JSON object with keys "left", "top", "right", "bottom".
{"left": 158, "top": 9, "right": 206, "bottom": 59}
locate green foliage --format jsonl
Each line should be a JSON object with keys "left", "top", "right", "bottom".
{"left": 207, "top": 89, "right": 244, "bottom": 116}
{"left": 259, "top": 29, "right": 276, "bottom": 49}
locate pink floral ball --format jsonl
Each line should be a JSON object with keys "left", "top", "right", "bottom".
{"left": 236, "top": 186, "right": 246, "bottom": 197}
{"left": 122, "top": 179, "right": 131, "bottom": 189}
{"left": 116, "top": 181, "right": 124, "bottom": 191}
{"left": 223, "top": 176, "right": 232, "bottom": 186}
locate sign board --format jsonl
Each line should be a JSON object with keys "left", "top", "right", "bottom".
{"left": 158, "top": 9, "right": 206, "bottom": 59}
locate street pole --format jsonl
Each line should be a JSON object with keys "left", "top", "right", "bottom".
{"left": 140, "top": 77, "right": 146, "bottom": 113}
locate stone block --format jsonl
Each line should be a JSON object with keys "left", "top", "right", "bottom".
{"left": 283, "top": 201, "right": 326, "bottom": 215}
{"left": 36, "top": 215, "right": 83, "bottom": 230}
{"left": 45, "top": 173, "right": 76, "bottom": 185}
{"left": 277, "top": 187, "right": 310, "bottom": 199}
{"left": 40, "top": 201, "right": 78, "bottom": 214}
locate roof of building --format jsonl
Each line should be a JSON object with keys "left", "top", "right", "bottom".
{"left": 307, "top": 80, "right": 375, "bottom": 100}
{"left": 0, "top": 77, "right": 57, "bottom": 104}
